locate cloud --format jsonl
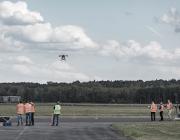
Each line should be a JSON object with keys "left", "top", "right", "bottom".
{"left": 1, "top": 23, "right": 98, "bottom": 51}
{"left": 99, "top": 40, "right": 178, "bottom": 64}
{"left": 0, "top": 1, "right": 99, "bottom": 82}
{"left": 124, "top": 11, "right": 133, "bottom": 16}
{"left": 0, "top": 1, "right": 98, "bottom": 51}
{"left": 0, "top": 1, "right": 43, "bottom": 25}
{"left": 158, "top": 8, "right": 180, "bottom": 33}
{"left": 0, "top": 1, "right": 177, "bottom": 63}
{"left": 40, "top": 61, "right": 91, "bottom": 82}
{"left": 0, "top": 30, "right": 25, "bottom": 52}
{"left": 3, "top": 23, "right": 52, "bottom": 43}
{"left": 13, "top": 64, "right": 31, "bottom": 75}
{"left": 0, "top": 1, "right": 180, "bottom": 82}
{"left": 11, "top": 56, "right": 96, "bottom": 82}
{"left": 175, "top": 27, "right": 180, "bottom": 32}
{"left": 16, "top": 56, "right": 33, "bottom": 64}
{"left": 50, "top": 61, "right": 73, "bottom": 71}
{"left": 145, "top": 26, "right": 162, "bottom": 38}
{"left": 12, "top": 55, "right": 33, "bottom": 75}
{"left": 53, "top": 25, "right": 98, "bottom": 49}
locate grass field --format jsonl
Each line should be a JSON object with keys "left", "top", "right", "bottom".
{"left": 113, "top": 121, "right": 180, "bottom": 140}
{"left": 0, "top": 103, "right": 176, "bottom": 116}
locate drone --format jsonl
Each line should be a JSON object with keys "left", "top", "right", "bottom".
{"left": 59, "top": 54, "right": 68, "bottom": 61}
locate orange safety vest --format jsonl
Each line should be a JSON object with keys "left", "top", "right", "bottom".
{"left": 24, "top": 103, "right": 32, "bottom": 113}
{"left": 30, "top": 102, "right": 35, "bottom": 113}
{"left": 167, "top": 103, "right": 173, "bottom": 110}
{"left": 151, "top": 103, "right": 157, "bottom": 112}
{"left": 16, "top": 103, "right": 24, "bottom": 115}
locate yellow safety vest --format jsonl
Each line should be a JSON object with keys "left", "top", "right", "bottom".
{"left": 54, "top": 105, "right": 61, "bottom": 115}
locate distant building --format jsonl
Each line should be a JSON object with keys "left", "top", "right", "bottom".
{"left": 0, "top": 96, "right": 21, "bottom": 103}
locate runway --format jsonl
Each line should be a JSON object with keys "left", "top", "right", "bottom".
{"left": 0, "top": 116, "right": 150, "bottom": 140}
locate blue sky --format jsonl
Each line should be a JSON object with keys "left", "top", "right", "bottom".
{"left": 26, "top": 0, "right": 179, "bottom": 40}
{"left": 0, "top": 0, "right": 180, "bottom": 83}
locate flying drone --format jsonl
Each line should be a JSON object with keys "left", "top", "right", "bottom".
{"left": 59, "top": 54, "right": 68, "bottom": 61}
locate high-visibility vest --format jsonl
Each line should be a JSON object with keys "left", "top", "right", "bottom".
{"left": 24, "top": 103, "right": 32, "bottom": 113}
{"left": 16, "top": 103, "right": 24, "bottom": 115}
{"left": 30, "top": 102, "right": 35, "bottom": 113}
{"left": 167, "top": 103, "right": 173, "bottom": 110}
{"left": 53, "top": 105, "right": 61, "bottom": 115}
{"left": 159, "top": 105, "right": 164, "bottom": 112}
{"left": 151, "top": 103, "right": 157, "bottom": 112}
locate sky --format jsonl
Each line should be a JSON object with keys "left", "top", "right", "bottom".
{"left": 0, "top": 0, "right": 180, "bottom": 83}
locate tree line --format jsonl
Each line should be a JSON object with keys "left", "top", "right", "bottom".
{"left": 0, "top": 79, "right": 180, "bottom": 104}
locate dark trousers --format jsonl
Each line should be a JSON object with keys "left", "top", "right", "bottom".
{"left": 26, "top": 113, "right": 31, "bottom": 125}
{"left": 52, "top": 114, "right": 59, "bottom": 126}
{"left": 31, "top": 113, "right": 34, "bottom": 125}
{"left": 160, "top": 111, "right": 163, "bottom": 121}
{"left": 151, "top": 112, "right": 156, "bottom": 121}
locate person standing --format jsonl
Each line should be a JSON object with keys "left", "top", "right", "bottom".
{"left": 52, "top": 101, "right": 61, "bottom": 126}
{"left": 24, "top": 101, "right": 32, "bottom": 126}
{"left": 16, "top": 101, "right": 24, "bottom": 126}
{"left": 166, "top": 99, "right": 173, "bottom": 120}
{"left": 159, "top": 102, "right": 164, "bottom": 121}
{"left": 150, "top": 101, "right": 157, "bottom": 121}
{"left": 30, "top": 102, "right": 35, "bottom": 126}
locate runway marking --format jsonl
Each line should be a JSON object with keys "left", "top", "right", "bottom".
{"left": 15, "top": 127, "right": 28, "bottom": 140}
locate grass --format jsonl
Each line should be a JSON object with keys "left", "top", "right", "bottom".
{"left": 112, "top": 121, "right": 180, "bottom": 140}
{"left": 0, "top": 103, "right": 176, "bottom": 116}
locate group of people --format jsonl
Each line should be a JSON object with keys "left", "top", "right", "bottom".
{"left": 16, "top": 101, "right": 61, "bottom": 126}
{"left": 16, "top": 99, "right": 175, "bottom": 126}
{"left": 150, "top": 99, "right": 173, "bottom": 121}
{"left": 16, "top": 101, "right": 35, "bottom": 126}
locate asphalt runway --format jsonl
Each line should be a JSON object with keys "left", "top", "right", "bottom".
{"left": 0, "top": 116, "right": 150, "bottom": 140}
{"left": 10, "top": 116, "right": 151, "bottom": 123}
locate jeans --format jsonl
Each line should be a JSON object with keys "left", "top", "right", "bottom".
{"left": 26, "top": 113, "right": 32, "bottom": 125}
{"left": 52, "top": 114, "right": 59, "bottom": 126}
{"left": 17, "top": 114, "right": 23, "bottom": 126}
{"left": 151, "top": 112, "right": 156, "bottom": 121}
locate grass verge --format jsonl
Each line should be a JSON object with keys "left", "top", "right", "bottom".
{"left": 0, "top": 103, "right": 176, "bottom": 116}
{"left": 112, "top": 121, "right": 180, "bottom": 140}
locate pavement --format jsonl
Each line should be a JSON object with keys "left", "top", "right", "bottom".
{"left": 10, "top": 116, "right": 151, "bottom": 123}
{"left": 0, "top": 116, "right": 150, "bottom": 140}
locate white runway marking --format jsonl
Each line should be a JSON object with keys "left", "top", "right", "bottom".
{"left": 15, "top": 127, "right": 28, "bottom": 140}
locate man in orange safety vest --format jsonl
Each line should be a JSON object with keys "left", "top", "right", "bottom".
{"left": 16, "top": 101, "right": 24, "bottom": 126}
{"left": 150, "top": 101, "right": 157, "bottom": 121}
{"left": 24, "top": 101, "right": 32, "bottom": 126}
